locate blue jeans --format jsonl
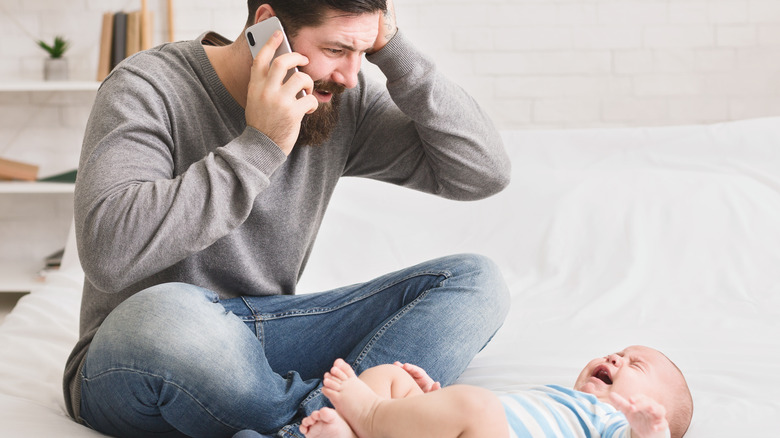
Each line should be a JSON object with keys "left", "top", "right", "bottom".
{"left": 79, "top": 254, "right": 509, "bottom": 438}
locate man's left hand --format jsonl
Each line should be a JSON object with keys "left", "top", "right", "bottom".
{"left": 368, "top": 0, "right": 397, "bottom": 54}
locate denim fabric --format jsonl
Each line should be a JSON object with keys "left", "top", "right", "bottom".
{"left": 79, "top": 254, "right": 509, "bottom": 438}
{"left": 232, "top": 431, "right": 273, "bottom": 438}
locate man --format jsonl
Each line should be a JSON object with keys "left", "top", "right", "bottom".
{"left": 64, "top": 1, "right": 511, "bottom": 437}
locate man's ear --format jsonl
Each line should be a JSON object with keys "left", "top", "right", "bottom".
{"left": 254, "top": 4, "right": 276, "bottom": 24}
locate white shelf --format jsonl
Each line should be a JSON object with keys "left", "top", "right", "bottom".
{"left": 0, "top": 83, "right": 82, "bottom": 293}
{"left": 0, "top": 81, "right": 100, "bottom": 92}
{"left": 0, "top": 263, "right": 46, "bottom": 293}
{"left": 0, "top": 182, "right": 75, "bottom": 194}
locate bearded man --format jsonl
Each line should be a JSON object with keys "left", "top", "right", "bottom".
{"left": 64, "top": 1, "right": 512, "bottom": 437}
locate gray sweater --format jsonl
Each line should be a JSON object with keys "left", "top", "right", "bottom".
{"left": 63, "top": 30, "right": 510, "bottom": 420}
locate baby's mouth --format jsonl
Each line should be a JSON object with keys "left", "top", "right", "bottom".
{"left": 593, "top": 366, "right": 613, "bottom": 385}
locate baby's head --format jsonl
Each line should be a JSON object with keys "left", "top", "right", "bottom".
{"left": 573, "top": 345, "right": 693, "bottom": 438}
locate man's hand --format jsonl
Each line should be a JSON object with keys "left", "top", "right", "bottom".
{"left": 610, "top": 393, "right": 671, "bottom": 438}
{"left": 245, "top": 30, "right": 318, "bottom": 155}
{"left": 368, "top": 0, "right": 397, "bottom": 54}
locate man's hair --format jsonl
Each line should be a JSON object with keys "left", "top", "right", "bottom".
{"left": 665, "top": 356, "right": 694, "bottom": 438}
{"left": 246, "top": 0, "right": 387, "bottom": 36}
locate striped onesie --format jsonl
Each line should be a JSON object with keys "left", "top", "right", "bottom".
{"left": 500, "top": 385, "right": 630, "bottom": 437}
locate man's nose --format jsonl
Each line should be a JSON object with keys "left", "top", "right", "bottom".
{"left": 332, "top": 54, "right": 361, "bottom": 89}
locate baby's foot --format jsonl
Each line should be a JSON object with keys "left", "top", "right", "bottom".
{"left": 322, "top": 359, "right": 384, "bottom": 438}
{"left": 299, "top": 407, "right": 356, "bottom": 438}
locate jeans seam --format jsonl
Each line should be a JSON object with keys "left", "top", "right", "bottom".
{"left": 299, "top": 386, "right": 324, "bottom": 406}
{"left": 252, "top": 270, "right": 452, "bottom": 321}
{"left": 236, "top": 296, "right": 264, "bottom": 343}
{"left": 82, "top": 367, "right": 243, "bottom": 434}
{"left": 352, "top": 285, "right": 435, "bottom": 368}
{"left": 278, "top": 425, "right": 301, "bottom": 438}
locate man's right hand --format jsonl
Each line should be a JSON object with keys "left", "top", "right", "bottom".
{"left": 245, "top": 30, "right": 318, "bottom": 155}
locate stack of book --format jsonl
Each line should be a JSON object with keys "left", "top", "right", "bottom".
{"left": 0, "top": 158, "right": 38, "bottom": 181}
{"left": 0, "top": 158, "right": 79, "bottom": 183}
{"left": 97, "top": 9, "right": 154, "bottom": 81}
{"left": 35, "top": 247, "right": 65, "bottom": 280}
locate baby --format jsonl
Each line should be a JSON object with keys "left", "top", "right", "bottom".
{"left": 300, "top": 345, "right": 693, "bottom": 438}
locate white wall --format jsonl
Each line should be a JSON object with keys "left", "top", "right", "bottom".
{"left": 1, "top": 1, "right": 778, "bottom": 290}
{"left": 2, "top": 0, "right": 780, "bottom": 165}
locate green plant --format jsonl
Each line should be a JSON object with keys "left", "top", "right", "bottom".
{"left": 37, "top": 35, "right": 70, "bottom": 59}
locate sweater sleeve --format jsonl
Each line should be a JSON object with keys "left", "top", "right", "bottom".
{"left": 345, "top": 30, "right": 511, "bottom": 201}
{"left": 75, "top": 61, "right": 286, "bottom": 293}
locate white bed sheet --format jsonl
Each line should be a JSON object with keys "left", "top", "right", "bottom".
{"left": 2, "top": 117, "right": 779, "bottom": 437}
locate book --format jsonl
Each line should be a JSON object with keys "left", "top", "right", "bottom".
{"left": 38, "top": 247, "right": 65, "bottom": 279}
{"left": 44, "top": 248, "right": 65, "bottom": 268}
{"left": 141, "top": 8, "right": 154, "bottom": 49}
{"left": 111, "top": 11, "right": 128, "bottom": 70}
{"left": 0, "top": 157, "right": 39, "bottom": 181}
{"left": 97, "top": 8, "right": 156, "bottom": 80}
{"left": 97, "top": 11, "right": 114, "bottom": 81}
{"left": 37, "top": 169, "right": 77, "bottom": 183}
{"left": 126, "top": 10, "right": 142, "bottom": 58}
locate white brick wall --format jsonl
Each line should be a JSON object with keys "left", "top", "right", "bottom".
{"left": 397, "top": 0, "right": 780, "bottom": 129}
{"left": 1, "top": 0, "right": 779, "bottom": 145}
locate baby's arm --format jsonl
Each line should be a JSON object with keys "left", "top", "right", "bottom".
{"left": 609, "top": 393, "right": 670, "bottom": 438}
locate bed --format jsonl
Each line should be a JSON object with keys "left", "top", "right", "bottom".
{"left": 1, "top": 117, "right": 779, "bottom": 437}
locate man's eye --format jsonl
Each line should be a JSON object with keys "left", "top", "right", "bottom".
{"left": 326, "top": 48, "right": 342, "bottom": 54}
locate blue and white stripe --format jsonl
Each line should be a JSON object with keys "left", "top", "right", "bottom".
{"left": 500, "top": 385, "right": 630, "bottom": 438}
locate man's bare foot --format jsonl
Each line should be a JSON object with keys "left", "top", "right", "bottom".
{"left": 322, "top": 359, "right": 385, "bottom": 438}
{"left": 394, "top": 362, "right": 441, "bottom": 393}
{"left": 299, "top": 407, "right": 356, "bottom": 438}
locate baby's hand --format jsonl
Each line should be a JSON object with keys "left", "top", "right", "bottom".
{"left": 393, "top": 362, "right": 441, "bottom": 393}
{"left": 609, "top": 393, "right": 670, "bottom": 438}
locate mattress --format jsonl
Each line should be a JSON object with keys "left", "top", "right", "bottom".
{"left": 2, "top": 117, "right": 779, "bottom": 437}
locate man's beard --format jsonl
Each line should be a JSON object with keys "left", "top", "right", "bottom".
{"left": 296, "top": 80, "right": 346, "bottom": 146}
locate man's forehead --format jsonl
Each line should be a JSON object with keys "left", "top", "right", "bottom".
{"left": 317, "top": 7, "right": 380, "bottom": 23}
{"left": 302, "top": 11, "right": 379, "bottom": 49}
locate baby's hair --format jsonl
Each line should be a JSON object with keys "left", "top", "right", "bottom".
{"left": 662, "top": 353, "right": 693, "bottom": 438}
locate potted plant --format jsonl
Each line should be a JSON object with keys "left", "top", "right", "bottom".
{"left": 37, "top": 35, "right": 70, "bottom": 81}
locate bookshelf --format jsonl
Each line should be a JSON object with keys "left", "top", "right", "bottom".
{"left": 0, "top": 182, "right": 75, "bottom": 194}
{"left": 0, "top": 188, "right": 74, "bottom": 293}
{"left": 0, "top": 262, "right": 48, "bottom": 293}
{"left": 0, "top": 81, "right": 100, "bottom": 92}
{"left": 0, "top": 0, "right": 176, "bottom": 292}
{"left": 0, "top": 82, "right": 89, "bottom": 293}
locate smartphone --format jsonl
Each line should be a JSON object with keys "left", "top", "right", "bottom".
{"left": 245, "top": 17, "right": 305, "bottom": 97}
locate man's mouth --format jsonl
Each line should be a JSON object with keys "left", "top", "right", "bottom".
{"left": 312, "top": 81, "right": 345, "bottom": 103}
{"left": 314, "top": 89, "right": 333, "bottom": 102}
{"left": 593, "top": 366, "right": 613, "bottom": 385}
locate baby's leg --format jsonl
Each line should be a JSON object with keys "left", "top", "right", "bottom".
{"left": 394, "top": 361, "right": 442, "bottom": 393}
{"left": 324, "top": 359, "right": 509, "bottom": 438}
{"left": 357, "top": 363, "right": 425, "bottom": 399}
{"left": 300, "top": 362, "right": 423, "bottom": 438}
